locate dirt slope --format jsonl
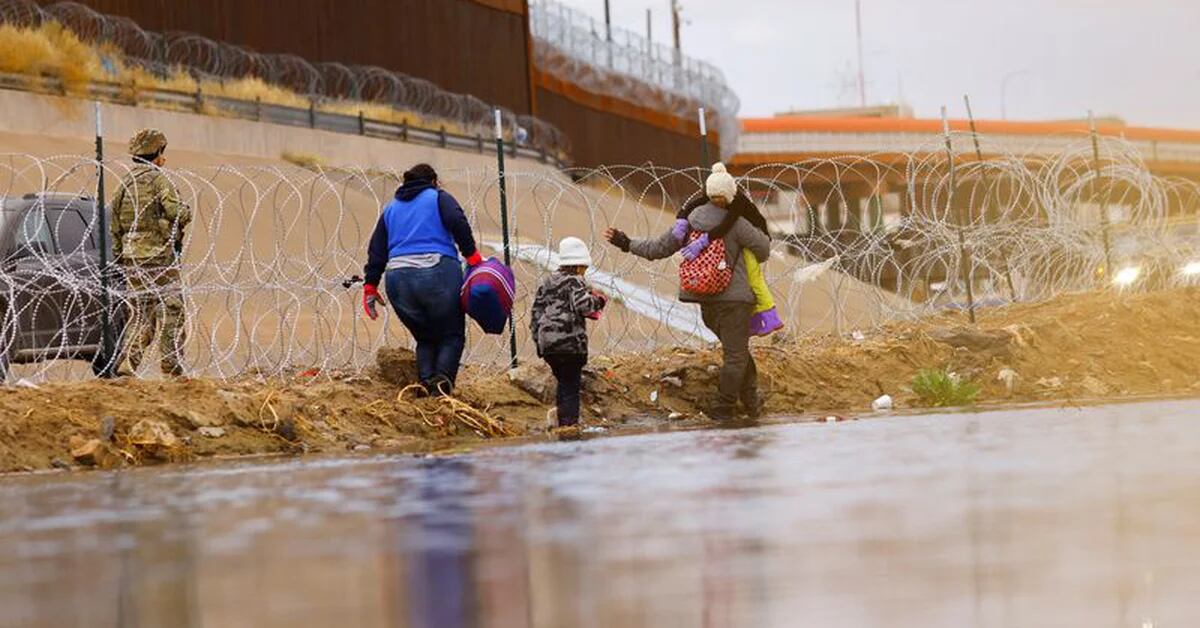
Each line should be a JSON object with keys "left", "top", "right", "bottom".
{"left": 1, "top": 287, "right": 1197, "bottom": 473}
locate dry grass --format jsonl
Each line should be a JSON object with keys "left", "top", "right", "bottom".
{"left": 205, "top": 76, "right": 310, "bottom": 109}
{"left": 0, "top": 20, "right": 470, "bottom": 136}
{"left": 280, "top": 150, "right": 327, "bottom": 170}
{"left": 0, "top": 21, "right": 98, "bottom": 94}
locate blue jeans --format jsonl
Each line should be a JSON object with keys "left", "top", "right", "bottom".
{"left": 384, "top": 257, "right": 466, "bottom": 385}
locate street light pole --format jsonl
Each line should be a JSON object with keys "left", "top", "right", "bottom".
{"left": 1000, "top": 70, "right": 1029, "bottom": 120}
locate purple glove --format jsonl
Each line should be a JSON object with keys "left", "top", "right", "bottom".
{"left": 679, "top": 233, "right": 711, "bottom": 261}
{"left": 670, "top": 218, "right": 689, "bottom": 243}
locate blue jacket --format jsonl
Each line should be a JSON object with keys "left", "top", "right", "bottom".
{"left": 363, "top": 179, "right": 478, "bottom": 286}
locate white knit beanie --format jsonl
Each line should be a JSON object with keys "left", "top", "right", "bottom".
{"left": 705, "top": 162, "right": 737, "bottom": 202}
{"left": 557, "top": 236, "right": 592, "bottom": 267}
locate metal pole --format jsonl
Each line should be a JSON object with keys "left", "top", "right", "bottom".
{"left": 854, "top": 0, "right": 866, "bottom": 108}
{"left": 671, "top": 0, "right": 681, "bottom": 66}
{"left": 494, "top": 109, "right": 518, "bottom": 368}
{"left": 604, "top": 0, "right": 612, "bottom": 68}
{"left": 963, "top": 94, "right": 1017, "bottom": 301}
{"left": 1088, "top": 110, "right": 1114, "bottom": 277}
{"left": 698, "top": 107, "right": 710, "bottom": 170}
{"left": 942, "top": 106, "right": 976, "bottom": 323}
{"left": 646, "top": 8, "right": 652, "bottom": 45}
{"left": 94, "top": 102, "right": 113, "bottom": 375}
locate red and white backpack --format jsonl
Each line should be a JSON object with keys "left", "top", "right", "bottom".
{"left": 679, "top": 231, "right": 732, "bottom": 295}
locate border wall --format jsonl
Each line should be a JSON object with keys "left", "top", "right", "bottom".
{"left": 54, "top": 0, "right": 726, "bottom": 171}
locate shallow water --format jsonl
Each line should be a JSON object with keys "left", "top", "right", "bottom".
{"left": 3, "top": 399, "right": 1200, "bottom": 627}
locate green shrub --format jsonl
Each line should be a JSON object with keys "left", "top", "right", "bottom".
{"left": 911, "top": 368, "right": 981, "bottom": 407}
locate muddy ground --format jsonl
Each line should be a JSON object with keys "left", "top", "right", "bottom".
{"left": 2, "top": 288, "right": 1198, "bottom": 473}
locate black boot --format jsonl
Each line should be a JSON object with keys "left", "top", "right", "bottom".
{"left": 741, "top": 393, "right": 764, "bottom": 420}
{"left": 425, "top": 375, "right": 453, "bottom": 397}
{"left": 709, "top": 402, "right": 736, "bottom": 422}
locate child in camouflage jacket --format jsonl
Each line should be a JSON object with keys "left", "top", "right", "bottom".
{"left": 530, "top": 237, "right": 607, "bottom": 427}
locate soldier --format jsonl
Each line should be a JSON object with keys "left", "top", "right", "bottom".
{"left": 111, "top": 128, "right": 191, "bottom": 377}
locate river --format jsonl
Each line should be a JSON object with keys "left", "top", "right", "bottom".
{"left": 3, "top": 398, "right": 1199, "bottom": 627}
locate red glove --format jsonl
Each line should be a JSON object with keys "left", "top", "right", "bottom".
{"left": 466, "top": 251, "right": 483, "bottom": 267}
{"left": 363, "top": 284, "right": 384, "bottom": 320}
{"left": 585, "top": 291, "right": 607, "bottom": 320}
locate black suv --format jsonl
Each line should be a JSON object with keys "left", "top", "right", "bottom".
{"left": 0, "top": 193, "right": 127, "bottom": 379}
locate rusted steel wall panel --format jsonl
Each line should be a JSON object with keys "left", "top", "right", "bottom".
{"left": 536, "top": 88, "right": 720, "bottom": 171}
{"left": 62, "top": 0, "right": 534, "bottom": 113}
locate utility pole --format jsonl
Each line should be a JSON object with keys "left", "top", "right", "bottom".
{"left": 854, "top": 0, "right": 866, "bottom": 107}
{"left": 604, "top": 0, "right": 612, "bottom": 67}
{"left": 646, "top": 8, "right": 652, "bottom": 46}
{"left": 671, "top": 0, "right": 682, "bottom": 65}
{"left": 604, "top": 0, "right": 612, "bottom": 41}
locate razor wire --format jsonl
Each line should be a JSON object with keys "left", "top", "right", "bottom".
{"left": 0, "top": 0, "right": 569, "bottom": 157}
{"left": 529, "top": 0, "right": 740, "bottom": 157}
{"left": 0, "top": 135, "right": 1197, "bottom": 383}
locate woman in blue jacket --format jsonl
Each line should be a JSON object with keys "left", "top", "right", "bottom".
{"left": 362, "top": 164, "right": 482, "bottom": 395}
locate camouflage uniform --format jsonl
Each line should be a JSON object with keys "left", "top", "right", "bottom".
{"left": 111, "top": 129, "right": 191, "bottom": 376}
{"left": 530, "top": 271, "right": 606, "bottom": 427}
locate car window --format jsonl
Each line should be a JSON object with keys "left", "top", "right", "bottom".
{"left": 46, "top": 206, "right": 93, "bottom": 253}
{"left": 15, "top": 207, "right": 55, "bottom": 256}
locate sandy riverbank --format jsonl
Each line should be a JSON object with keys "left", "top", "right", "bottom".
{"left": 1, "top": 287, "right": 1197, "bottom": 473}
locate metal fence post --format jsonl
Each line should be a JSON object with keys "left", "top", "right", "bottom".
{"left": 358, "top": 110, "right": 365, "bottom": 135}
{"left": 963, "top": 94, "right": 1017, "bottom": 302}
{"left": 698, "top": 107, "right": 710, "bottom": 168}
{"left": 308, "top": 99, "right": 316, "bottom": 128}
{"left": 193, "top": 86, "right": 203, "bottom": 113}
{"left": 1089, "top": 111, "right": 1114, "bottom": 278}
{"left": 439, "top": 126, "right": 447, "bottom": 148}
{"left": 477, "top": 133, "right": 484, "bottom": 154}
{"left": 494, "top": 108, "right": 518, "bottom": 369}
{"left": 402, "top": 119, "right": 409, "bottom": 142}
{"left": 255, "top": 95, "right": 262, "bottom": 121}
{"left": 941, "top": 106, "right": 976, "bottom": 323}
{"left": 94, "top": 102, "right": 113, "bottom": 376}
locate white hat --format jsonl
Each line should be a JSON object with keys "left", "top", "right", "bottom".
{"left": 705, "top": 162, "right": 737, "bottom": 202}
{"left": 557, "top": 236, "right": 592, "bottom": 267}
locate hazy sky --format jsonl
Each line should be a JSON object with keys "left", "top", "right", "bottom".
{"left": 555, "top": 0, "right": 1200, "bottom": 128}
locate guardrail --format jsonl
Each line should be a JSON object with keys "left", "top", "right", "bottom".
{"left": 0, "top": 71, "right": 570, "bottom": 169}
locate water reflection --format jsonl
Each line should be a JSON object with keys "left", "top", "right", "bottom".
{"left": 1, "top": 399, "right": 1200, "bottom": 627}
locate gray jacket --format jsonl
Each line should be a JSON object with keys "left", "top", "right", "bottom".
{"left": 628, "top": 203, "right": 771, "bottom": 304}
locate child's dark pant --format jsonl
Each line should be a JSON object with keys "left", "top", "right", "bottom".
{"left": 545, "top": 353, "right": 587, "bottom": 426}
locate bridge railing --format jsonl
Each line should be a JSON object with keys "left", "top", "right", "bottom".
{"left": 738, "top": 130, "right": 1200, "bottom": 165}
